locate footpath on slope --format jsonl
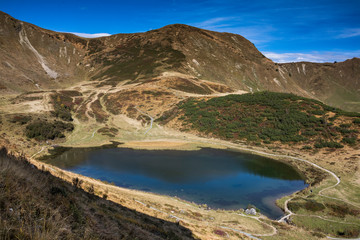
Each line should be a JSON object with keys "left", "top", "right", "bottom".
{"left": 176, "top": 135, "right": 360, "bottom": 239}
{"left": 135, "top": 106, "right": 154, "bottom": 134}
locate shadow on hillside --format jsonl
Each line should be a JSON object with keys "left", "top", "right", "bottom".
{"left": 0, "top": 147, "right": 195, "bottom": 240}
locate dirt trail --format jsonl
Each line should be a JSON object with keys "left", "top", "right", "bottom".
{"left": 134, "top": 106, "right": 154, "bottom": 134}
{"left": 159, "top": 133, "right": 360, "bottom": 239}
{"left": 84, "top": 92, "right": 98, "bottom": 120}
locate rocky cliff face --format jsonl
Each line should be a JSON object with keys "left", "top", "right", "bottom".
{"left": 0, "top": 11, "right": 359, "bottom": 111}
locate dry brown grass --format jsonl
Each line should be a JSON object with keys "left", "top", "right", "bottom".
{"left": 0, "top": 147, "right": 195, "bottom": 240}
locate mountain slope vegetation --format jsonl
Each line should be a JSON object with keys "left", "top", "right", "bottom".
{"left": 162, "top": 92, "right": 360, "bottom": 149}
{"left": 0, "top": 11, "right": 359, "bottom": 111}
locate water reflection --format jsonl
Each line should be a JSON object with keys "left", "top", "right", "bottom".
{"left": 44, "top": 147, "right": 307, "bottom": 219}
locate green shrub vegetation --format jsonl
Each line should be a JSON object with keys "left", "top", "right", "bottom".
{"left": 97, "top": 127, "right": 118, "bottom": 137}
{"left": 353, "top": 118, "right": 360, "bottom": 124}
{"left": 25, "top": 120, "right": 74, "bottom": 140}
{"left": 288, "top": 198, "right": 325, "bottom": 212}
{"left": 314, "top": 141, "right": 344, "bottom": 149}
{"left": 90, "top": 99, "right": 109, "bottom": 123}
{"left": 176, "top": 92, "right": 359, "bottom": 148}
{"left": 301, "top": 145, "right": 312, "bottom": 150}
{"left": 51, "top": 93, "right": 74, "bottom": 121}
{"left": 91, "top": 37, "right": 186, "bottom": 82}
{"left": 9, "top": 115, "right": 32, "bottom": 125}
{"left": 342, "top": 137, "right": 357, "bottom": 145}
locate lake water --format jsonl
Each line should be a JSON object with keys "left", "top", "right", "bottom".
{"left": 44, "top": 147, "right": 307, "bottom": 219}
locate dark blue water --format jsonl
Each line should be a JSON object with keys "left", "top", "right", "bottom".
{"left": 45, "top": 147, "right": 307, "bottom": 219}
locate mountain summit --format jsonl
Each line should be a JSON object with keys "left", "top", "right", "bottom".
{"left": 0, "top": 11, "right": 359, "bottom": 111}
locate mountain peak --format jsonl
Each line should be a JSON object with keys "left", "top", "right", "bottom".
{"left": 0, "top": 11, "right": 359, "bottom": 111}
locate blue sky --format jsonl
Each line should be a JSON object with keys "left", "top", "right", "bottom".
{"left": 1, "top": 0, "right": 360, "bottom": 62}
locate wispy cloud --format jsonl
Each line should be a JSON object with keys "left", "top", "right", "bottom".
{"left": 336, "top": 28, "right": 360, "bottom": 39}
{"left": 67, "top": 32, "right": 111, "bottom": 38}
{"left": 192, "top": 17, "right": 277, "bottom": 45}
{"left": 194, "top": 17, "right": 236, "bottom": 29}
{"left": 263, "top": 51, "right": 360, "bottom": 63}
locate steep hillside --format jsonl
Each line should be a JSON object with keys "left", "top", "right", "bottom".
{"left": 281, "top": 59, "right": 360, "bottom": 112}
{"left": 0, "top": 147, "right": 194, "bottom": 239}
{"left": 84, "top": 24, "right": 309, "bottom": 94}
{"left": 0, "top": 11, "right": 87, "bottom": 92}
{"left": 0, "top": 11, "right": 359, "bottom": 112}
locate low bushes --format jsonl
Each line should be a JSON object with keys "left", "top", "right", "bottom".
{"left": 314, "top": 141, "right": 344, "bottom": 149}
{"left": 25, "top": 120, "right": 74, "bottom": 140}
{"left": 51, "top": 93, "right": 73, "bottom": 121}
{"left": 9, "top": 115, "right": 32, "bottom": 125}
{"left": 176, "top": 92, "right": 359, "bottom": 149}
{"left": 288, "top": 199, "right": 325, "bottom": 212}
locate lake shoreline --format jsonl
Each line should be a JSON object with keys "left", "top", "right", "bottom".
{"left": 41, "top": 144, "right": 307, "bottom": 219}
{"left": 24, "top": 136, "right": 344, "bottom": 239}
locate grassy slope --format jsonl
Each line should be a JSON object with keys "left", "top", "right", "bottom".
{"left": 0, "top": 148, "right": 194, "bottom": 240}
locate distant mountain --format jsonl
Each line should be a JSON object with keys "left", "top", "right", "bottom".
{"left": 0, "top": 11, "right": 359, "bottom": 111}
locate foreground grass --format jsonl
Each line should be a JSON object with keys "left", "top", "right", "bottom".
{"left": 0, "top": 148, "right": 194, "bottom": 240}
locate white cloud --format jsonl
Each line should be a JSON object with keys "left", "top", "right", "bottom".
{"left": 192, "top": 17, "right": 276, "bottom": 45}
{"left": 216, "top": 26, "right": 278, "bottom": 45}
{"left": 263, "top": 51, "right": 360, "bottom": 63}
{"left": 194, "top": 17, "right": 235, "bottom": 29}
{"left": 336, "top": 28, "right": 360, "bottom": 39}
{"left": 67, "top": 32, "right": 111, "bottom": 38}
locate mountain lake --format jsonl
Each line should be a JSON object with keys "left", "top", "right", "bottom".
{"left": 43, "top": 147, "right": 307, "bottom": 219}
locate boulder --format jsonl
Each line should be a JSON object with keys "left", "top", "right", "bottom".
{"left": 245, "top": 208, "right": 257, "bottom": 215}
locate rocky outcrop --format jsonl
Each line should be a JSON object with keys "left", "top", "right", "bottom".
{"left": 245, "top": 208, "right": 257, "bottom": 215}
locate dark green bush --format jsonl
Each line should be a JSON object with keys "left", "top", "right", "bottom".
{"left": 353, "top": 118, "right": 360, "bottom": 124}
{"left": 311, "top": 110, "right": 325, "bottom": 115}
{"left": 176, "top": 91, "right": 358, "bottom": 148}
{"left": 342, "top": 137, "right": 357, "bottom": 145}
{"left": 302, "top": 145, "right": 312, "bottom": 150}
{"left": 10, "top": 115, "right": 32, "bottom": 125}
{"left": 52, "top": 106, "right": 73, "bottom": 121}
{"left": 314, "top": 141, "right": 344, "bottom": 149}
{"left": 51, "top": 94, "right": 73, "bottom": 121}
{"left": 302, "top": 130, "right": 317, "bottom": 136}
{"left": 304, "top": 200, "right": 326, "bottom": 212}
{"left": 25, "top": 120, "right": 74, "bottom": 140}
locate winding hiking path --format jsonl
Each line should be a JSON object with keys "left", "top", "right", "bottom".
{"left": 277, "top": 155, "right": 341, "bottom": 223}
{"left": 30, "top": 146, "right": 47, "bottom": 159}
{"left": 134, "top": 106, "right": 154, "bottom": 134}
{"left": 181, "top": 137, "right": 360, "bottom": 239}
{"left": 327, "top": 236, "right": 360, "bottom": 240}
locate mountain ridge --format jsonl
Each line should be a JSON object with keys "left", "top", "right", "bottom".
{"left": 1, "top": 11, "right": 360, "bottom": 240}
{"left": 0, "top": 11, "right": 359, "bottom": 111}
